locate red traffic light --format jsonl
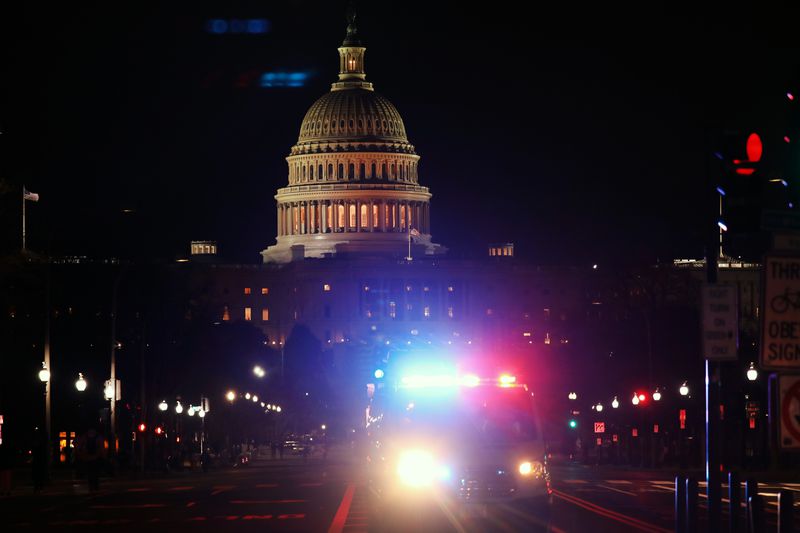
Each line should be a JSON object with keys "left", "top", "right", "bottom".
{"left": 155, "top": 426, "right": 163, "bottom": 435}
{"left": 138, "top": 423, "right": 146, "bottom": 432}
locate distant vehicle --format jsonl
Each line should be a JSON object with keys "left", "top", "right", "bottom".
{"left": 365, "top": 361, "right": 552, "bottom": 529}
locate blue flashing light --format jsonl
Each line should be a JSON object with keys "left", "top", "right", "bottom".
{"left": 713, "top": 152, "right": 724, "bottom": 160}
{"left": 260, "top": 72, "right": 310, "bottom": 88}
{"left": 247, "top": 19, "right": 270, "bottom": 34}
{"left": 716, "top": 186, "right": 726, "bottom": 196}
{"left": 718, "top": 220, "right": 728, "bottom": 232}
{"left": 209, "top": 19, "right": 228, "bottom": 34}
{"left": 782, "top": 179, "right": 789, "bottom": 187}
{"left": 374, "top": 369, "right": 385, "bottom": 379}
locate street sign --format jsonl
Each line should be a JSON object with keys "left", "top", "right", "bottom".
{"left": 701, "top": 284, "right": 738, "bottom": 360}
{"left": 778, "top": 375, "right": 800, "bottom": 449}
{"left": 761, "top": 256, "right": 800, "bottom": 371}
{"left": 762, "top": 209, "right": 800, "bottom": 232}
{"left": 594, "top": 422, "right": 605, "bottom": 434}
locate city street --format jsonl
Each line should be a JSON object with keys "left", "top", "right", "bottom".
{"left": 3, "top": 448, "right": 797, "bottom": 532}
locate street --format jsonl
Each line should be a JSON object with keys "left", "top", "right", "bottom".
{"left": 3, "top": 447, "right": 798, "bottom": 532}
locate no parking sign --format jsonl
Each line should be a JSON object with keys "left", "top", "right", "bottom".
{"left": 779, "top": 375, "right": 800, "bottom": 449}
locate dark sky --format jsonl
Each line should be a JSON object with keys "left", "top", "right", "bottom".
{"left": 3, "top": 1, "right": 800, "bottom": 265}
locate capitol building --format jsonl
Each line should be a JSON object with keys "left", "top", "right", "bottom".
{"left": 261, "top": 17, "right": 445, "bottom": 263}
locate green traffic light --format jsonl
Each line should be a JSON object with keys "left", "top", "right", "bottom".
{"left": 569, "top": 419, "right": 577, "bottom": 429}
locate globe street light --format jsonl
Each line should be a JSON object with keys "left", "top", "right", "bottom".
{"left": 38, "top": 362, "right": 50, "bottom": 383}
{"left": 596, "top": 403, "right": 603, "bottom": 413}
{"left": 198, "top": 408, "right": 206, "bottom": 418}
{"left": 568, "top": 392, "right": 577, "bottom": 400}
{"left": 75, "top": 373, "right": 87, "bottom": 392}
{"left": 321, "top": 424, "right": 327, "bottom": 430}
{"left": 226, "top": 390, "right": 236, "bottom": 402}
{"left": 188, "top": 406, "right": 196, "bottom": 416}
{"left": 175, "top": 401, "right": 183, "bottom": 415}
{"left": 632, "top": 394, "right": 640, "bottom": 406}
{"left": 652, "top": 389, "right": 662, "bottom": 402}
{"left": 245, "top": 392, "right": 251, "bottom": 400}
{"left": 158, "top": 400, "right": 168, "bottom": 412}
{"left": 746, "top": 362, "right": 758, "bottom": 382}
{"left": 612, "top": 396, "right": 619, "bottom": 409}
{"left": 679, "top": 382, "right": 689, "bottom": 397}
{"left": 252, "top": 395, "right": 259, "bottom": 402}
{"left": 253, "top": 365, "right": 266, "bottom": 378}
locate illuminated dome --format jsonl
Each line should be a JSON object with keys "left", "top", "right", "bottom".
{"left": 261, "top": 12, "right": 445, "bottom": 264}
{"left": 295, "top": 89, "right": 414, "bottom": 153}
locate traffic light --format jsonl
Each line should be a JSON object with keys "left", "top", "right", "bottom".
{"left": 137, "top": 423, "right": 146, "bottom": 432}
{"left": 568, "top": 419, "right": 578, "bottom": 429}
{"left": 155, "top": 426, "right": 163, "bottom": 436}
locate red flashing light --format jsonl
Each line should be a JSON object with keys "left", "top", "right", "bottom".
{"left": 784, "top": 136, "right": 791, "bottom": 144}
{"left": 788, "top": 92, "right": 795, "bottom": 101}
{"left": 138, "top": 423, "right": 146, "bottom": 432}
{"left": 155, "top": 426, "right": 163, "bottom": 435}
{"left": 746, "top": 133, "right": 762, "bottom": 162}
{"left": 638, "top": 393, "right": 646, "bottom": 402}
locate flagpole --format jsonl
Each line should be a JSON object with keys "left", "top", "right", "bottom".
{"left": 22, "top": 185, "right": 26, "bottom": 252}
{"left": 407, "top": 227, "right": 412, "bottom": 261}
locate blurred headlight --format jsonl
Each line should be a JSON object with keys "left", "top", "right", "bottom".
{"left": 519, "top": 461, "right": 544, "bottom": 477}
{"left": 397, "top": 450, "right": 436, "bottom": 487}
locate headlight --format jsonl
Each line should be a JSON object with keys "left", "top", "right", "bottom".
{"left": 518, "top": 461, "right": 544, "bottom": 477}
{"left": 397, "top": 450, "right": 437, "bottom": 487}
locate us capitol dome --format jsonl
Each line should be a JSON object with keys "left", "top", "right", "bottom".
{"left": 261, "top": 15, "right": 446, "bottom": 263}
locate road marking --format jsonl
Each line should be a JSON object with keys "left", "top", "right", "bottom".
{"left": 599, "top": 484, "right": 638, "bottom": 497}
{"left": 605, "top": 480, "right": 633, "bottom": 485}
{"left": 300, "top": 482, "right": 324, "bottom": 487}
{"left": 256, "top": 483, "right": 279, "bottom": 488}
{"left": 186, "top": 501, "right": 196, "bottom": 508}
{"left": 242, "top": 515, "right": 273, "bottom": 520}
{"left": 211, "top": 485, "right": 235, "bottom": 496}
{"left": 554, "top": 489, "right": 670, "bottom": 533}
{"left": 230, "top": 499, "right": 307, "bottom": 504}
{"left": 90, "top": 504, "right": 166, "bottom": 509}
{"left": 168, "top": 486, "right": 193, "bottom": 491}
{"left": 127, "top": 488, "right": 150, "bottom": 492}
{"left": 562, "top": 479, "right": 589, "bottom": 484}
{"left": 328, "top": 483, "right": 356, "bottom": 533}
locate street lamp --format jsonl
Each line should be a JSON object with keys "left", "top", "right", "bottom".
{"left": 188, "top": 406, "right": 196, "bottom": 416}
{"left": 245, "top": 392, "right": 251, "bottom": 400}
{"left": 103, "top": 381, "right": 114, "bottom": 400}
{"left": 226, "top": 390, "right": 236, "bottom": 402}
{"left": 158, "top": 400, "right": 168, "bottom": 412}
{"left": 75, "top": 373, "right": 87, "bottom": 392}
{"left": 612, "top": 396, "right": 619, "bottom": 409}
{"left": 568, "top": 392, "right": 577, "bottom": 400}
{"left": 253, "top": 365, "right": 265, "bottom": 378}
{"left": 746, "top": 362, "right": 758, "bottom": 382}
{"left": 632, "top": 394, "right": 640, "bottom": 406}
{"left": 652, "top": 389, "right": 662, "bottom": 402}
{"left": 321, "top": 424, "right": 327, "bottom": 430}
{"left": 175, "top": 401, "right": 183, "bottom": 415}
{"left": 198, "top": 408, "right": 206, "bottom": 418}
{"left": 679, "top": 382, "right": 689, "bottom": 397}
{"left": 596, "top": 403, "right": 603, "bottom": 413}
{"left": 252, "top": 395, "right": 258, "bottom": 402}
{"left": 38, "top": 362, "right": 50, "bottom": 383}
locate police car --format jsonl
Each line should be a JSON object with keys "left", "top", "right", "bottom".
{"left": 364, "top": 359, "right": 552, "bottom": 529}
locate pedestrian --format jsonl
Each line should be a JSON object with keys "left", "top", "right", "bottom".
{"left": 0, "top": 442, "right": 13, "bottom": 497}
{"left": 31, "top": 427, "right": 47, "bottom": 493}
{"left": 76, "top": 428, "right": 105, "bottom": 492}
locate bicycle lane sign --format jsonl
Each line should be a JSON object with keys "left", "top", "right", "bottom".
{"left": 761, "top": 255, "right": 800, "bottom": 371}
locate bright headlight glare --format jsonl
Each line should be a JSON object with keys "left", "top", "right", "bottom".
{"left": 519, "top": 460, "right": 544, "bottom": 477}
{"left": 397, "top": 450, "right": 436, "bottom": 487}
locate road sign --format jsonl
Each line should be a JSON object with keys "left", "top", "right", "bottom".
{"left": 594, "top": 422, "right": 605, "bottom": 434}
{"left": 779, "top": 375, "right": 800, "bottom": 449}
{"left": 761, "top": 256, "right": 800, "bottom": 371}
{"left": 702, "top": 284, "right": 738, "bottom": 360}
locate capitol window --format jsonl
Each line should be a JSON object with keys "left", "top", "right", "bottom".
{"left": 244, "top": 307, "right": 252, "bottom": 321}
{"left": 262, "top": 308, "right": 269, "bottom": 321}
{"left": 323, "top": 284, "right": 331, "bottom": 292}
{"left": 244, "top": 287, "right": 251, "bottom": 295}
{"left": 423, "top": 306, "right": 431, "bottom": 318}
{"left": 388, "top": 301, "right": 396, "bottom": 318}
{"left": 448, "top": 307, "right": 454, "bottom": 318}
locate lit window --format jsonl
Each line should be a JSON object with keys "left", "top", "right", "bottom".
{"left": 293, "top": 310, "right": 299, "bottom": 320}
{"left": 222, "top": 306, "right": 230, "bottom": 321}
{"left": 447, "top": 286, "right": 454, "bottom": 292}
{"left": 423, "top": 306, "right": 431, "bottom": 318}
{"left": 523, "top": 332, "right": 532, "bottom": 337}
{"left": 261, "top": 288, "right": 269, "bottom": 295}
{"left": 406, "top": 285, "right": 412, "bottom": 292}
{"left": 423, "top": 286, "right": 430, "bottom": 292}
{"left": 486, "top": 308, "right": 494, "bottom": 316}
{"left": 323, "top": 284, "right": 331, "bottom": 292}
{"left": 366, "top": 310, "right": 373, "bottom": 318}
{"left": 544, "top": 308, "right": 551, "bottom": 320}
{"left": 262, "top": 308, "right": 269, "bottom": 321}
{"left": 363, "top": 285, "right": 370, "bottom": 291}
{"left": 244, "top": 287, "right": 251, "bottom": 295}
{"left": 545, "top": 333, "right": 551, "bottom": 345}
{"left": 388, "top": 301, "right": 396, "bottom": 318}
{"left": 244, "top": 307, "right": 252, "bottom": 321}
{"left": 447, "top": 307, "right": 454, "bottom": 318}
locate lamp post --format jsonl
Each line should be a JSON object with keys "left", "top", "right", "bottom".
{"left": 746, "top": 362, "right": 758, "bottom": 382}
{"left": 75, "top": 373, "right": 87, "bottom": 392}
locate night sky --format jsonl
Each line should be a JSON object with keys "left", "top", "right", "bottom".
{"left": 3, "top": 2, "right": 800, "bottom": 265}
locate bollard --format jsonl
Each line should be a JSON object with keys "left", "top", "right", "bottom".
{"left": 747, "top": 494, "right": 765, "bottom": 533}
{"left": 778, "top": 489, "right": 794, "bottom": 533}
{"left": 744, "top": 479, "right": 758, "bottom": 533}
{"left": 675, "top": 475, "right": 686, "bottom": 533}
{"left": 686, "top": 477, "right": 698, "bottom": 533}
{"left": 728, "top": 472, "right": 740, "bottom": 533}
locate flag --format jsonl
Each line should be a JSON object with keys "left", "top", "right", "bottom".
{"left": 409, "top": 228, "right": 420, "bottom": 237}
{"left": 23, "top": 188, "right": 39, "bottom": 202}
